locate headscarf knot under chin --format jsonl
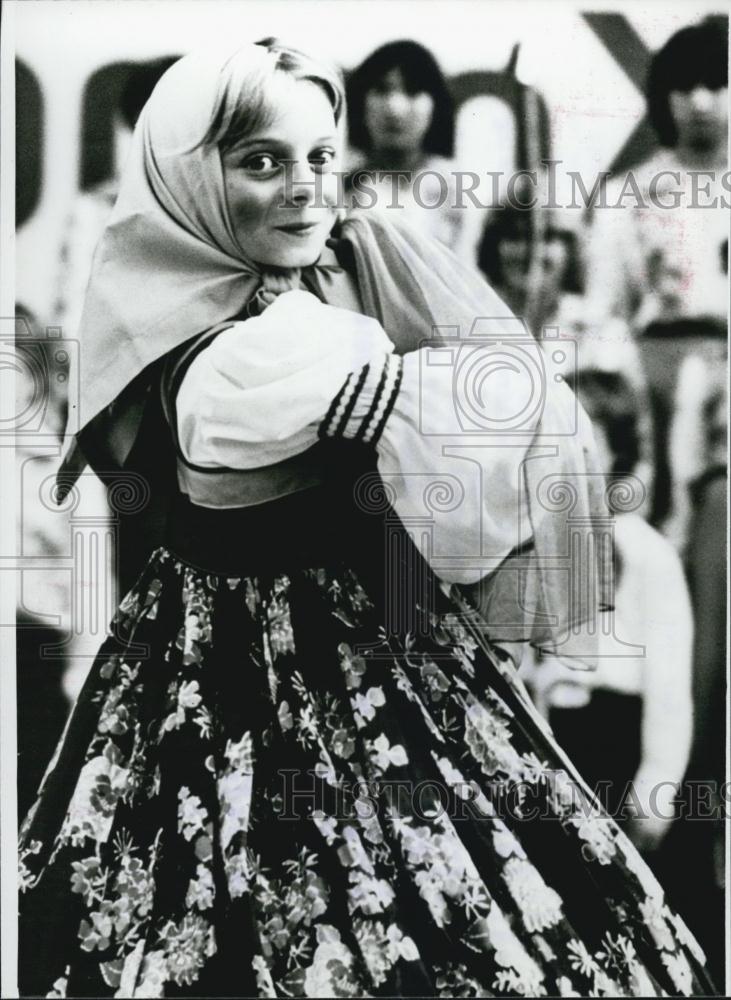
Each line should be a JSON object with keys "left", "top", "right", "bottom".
{"left": 247, "top": 268, "right": 303, "bottom": 317}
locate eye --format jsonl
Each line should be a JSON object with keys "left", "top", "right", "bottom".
{"left": 240, "top": 153, "right": 280, "bottom": 174}
{"left": 309, "top": 148, "right": 337, "bottom": 173}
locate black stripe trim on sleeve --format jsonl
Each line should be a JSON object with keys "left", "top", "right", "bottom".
{"left": 332, "top": 362, "right": 370, "bottom": 438}
{"left": 369, "top": 356, "right": 404, "bottom": 447}
{"left": 318, "top": 372, "right": 353, "bottom": 440}
{"left": 353, "top": 355, "right": 390, "bottom": 443}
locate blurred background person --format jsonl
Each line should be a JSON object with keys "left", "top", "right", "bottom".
{"left": 584, "top": 16, "right": 728, "bottom": 535}
{"left": 585, "top": 16, "right": 727, "bottom": 331}
{"left": 478, "top": 203, "right": 656, "bottom": 509}
{"left": 666, "top": 350, "right": 729, "bottom": 548}
{"left": 477, "top": 203, "right": 584, "bottom": 333}
{"left": 660, "top": 357, "right": 727, "bottom": 984}
{"left": 52, "top": 56, "right": 180, "bottom": 339}
{"left": 53, "top": 56, "right": 181, "bottom": 660}
{"left": 345, "top": 40, "right": 484, "bottom": 263}
{"left": 523, "top": 367, "right": 694, "bottom": 857}
{"left": 15, "top": 307, "right": 73, "bottom": 817}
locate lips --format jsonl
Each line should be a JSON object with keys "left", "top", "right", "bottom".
{"left": 275, "top": 222, "right": 320, "bottom": 235}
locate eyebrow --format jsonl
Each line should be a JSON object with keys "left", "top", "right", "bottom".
{"left": 226, "top": 135, "right": 338, "bottom": 155}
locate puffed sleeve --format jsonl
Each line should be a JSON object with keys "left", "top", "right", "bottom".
{"left": 177, "top": 287, "right": 538, "bottom": 587}
{"left": 176, "top": 289, "right": 394, "bottom": 469}
{"left": 318, "top": 349, "right": 533, "bottom": 585}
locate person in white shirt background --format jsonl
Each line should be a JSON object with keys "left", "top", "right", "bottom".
{"left": 584, "top": 16, "right": 728, "bottom": 332}
{"left": 583, "top": 17, "right": 728, "bottom": 538}
{"left": 522, "top": 366, "right": 694, "bottom": 857}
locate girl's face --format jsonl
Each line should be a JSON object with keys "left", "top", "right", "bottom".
{"left": 364, "top": 68, "right": 434, "bottom": 156}
{"left": 499, "top": 236, "right": 569, "bottom": 299}
{"left": 669, "top": 84, "right": 728, "bottom": 154}
{"left": 221, "top": 79, "right": 341, "bottom": 268}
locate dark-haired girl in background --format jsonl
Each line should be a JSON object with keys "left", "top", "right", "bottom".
{"left": 346, "top": 40, "right": 483, "bottom": 263}
{"left": 585, "top": 16, "right": 728, "bottom": 331}
{"left": 585, "top": 16, "right": 728, "bottom": 539}
{"left": 477, "top": 205, "right": 584, "bottom": 335}
{"left": 54, "top": 56, "right": 181, "bottom": 341}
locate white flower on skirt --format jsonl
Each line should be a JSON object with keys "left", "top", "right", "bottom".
{"left": 303, "top": 926, "right": 358, "bottom": 998}
{"left": 502, "top": 857, "right": 564, "bottom": 933}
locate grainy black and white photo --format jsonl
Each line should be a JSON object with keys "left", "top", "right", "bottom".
{"left": 1, "top": 1, "right": 728, "bottom": 996}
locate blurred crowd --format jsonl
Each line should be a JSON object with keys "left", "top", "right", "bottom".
{"left": 16, "top": 15, "right": 728, "bottom": 981}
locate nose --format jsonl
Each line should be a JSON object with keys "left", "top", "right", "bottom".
{"left": 284, "top": 158, "right": 318, "bottom": 206}
{"left": 384, "top": 90, "right": 409, "bottom": 118}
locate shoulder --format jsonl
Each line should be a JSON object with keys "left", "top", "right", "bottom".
{"left": 632, "top": 150, "right": 678, "bottom": 184}
{"left": 341, "top": 203, "right": 467, "bottom": 260}
{"left": 616, "top": 514, "right": 685, "bottom": 580}
{"left": 341, "top": 205, "right": 411, "bottom": 238}
{"left": 605, "top": 150, "right": 677, "bottom": 197}
{"left": 420, "top": 155, "right": 455, "bottom": 178}
{"left": 340, "top": 206, "right": 434, "bottom": 260}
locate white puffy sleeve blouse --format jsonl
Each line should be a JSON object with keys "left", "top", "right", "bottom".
{"left": 175, "top": 289, "right": 539, "bottom": 587}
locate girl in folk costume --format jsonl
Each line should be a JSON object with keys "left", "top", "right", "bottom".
{"left": 19, "top": 41, "right": 714, "bottom": 998}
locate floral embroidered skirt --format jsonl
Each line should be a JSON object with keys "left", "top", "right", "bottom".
{"left": 18, "top": 547, "right": 715, "bottom": 998}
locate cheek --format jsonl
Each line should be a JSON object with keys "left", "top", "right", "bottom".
{"left": 669, "top": 94, "right": 690, "bottom": 123}
{"left": 364, "top": 94, "right": 385, "bottom": 130}
{"left": 411, "top": 95, "right": 435, "bottom": 133}
{"left": 712, "top": 92, "right": 728, "bottom": 122}
{"left": 545, "top": 246, "right": 569, "bottom": 279}
{"left": 225, "top": 177, "right": 273, "bottom": 228}
{"left": 319, "top": 172, "right": 340, "bottom": 208}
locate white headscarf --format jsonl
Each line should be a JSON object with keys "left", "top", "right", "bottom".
{"left": 73, "top": 43, "right": 336, "bottom": 428}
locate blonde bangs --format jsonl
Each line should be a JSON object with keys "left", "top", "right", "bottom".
{"left": 203, "top": 43, "right": 344, "bottom": 152}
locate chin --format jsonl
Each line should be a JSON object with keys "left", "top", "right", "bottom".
{"left": 276, "top": 234, "right": 331, "bottom": 269}
{"left": 253, "top": 226, "right": 333, "bottom": 270}
{"left": 378, "top": 137, "right": 410, "bottom": 154}
{"left": 277, "top": 247, "right": 327, "bottom": 268}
